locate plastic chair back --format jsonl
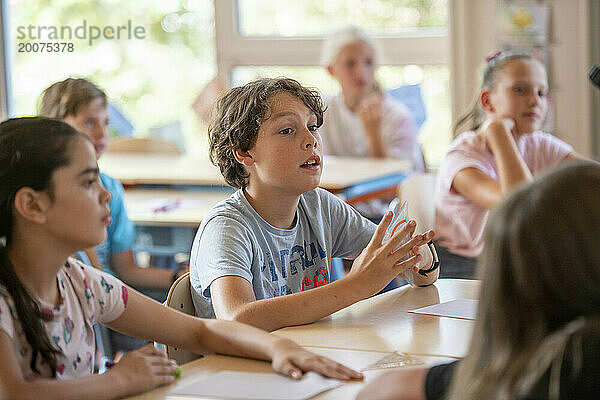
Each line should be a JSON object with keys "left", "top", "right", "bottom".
{"left": 397, "top": 173, "right": 437, "bottom": 231}
{"left": 165, "top": 272, "right": 200, "bottom": 364}
{"left": 107, "top": 102, "right": 134, "bottom": 137}
{"left": 388, "top": 84, "right": 427, "bottom": 132}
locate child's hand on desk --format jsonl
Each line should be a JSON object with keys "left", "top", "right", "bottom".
{"left": 347, "top": 212, "right": 435, "bottom": 298}
{"left": 106, "top": 344, "right": 178, "bottom": 395}
{"left": 269, "top": 338, "right": 364, "bottom": 381}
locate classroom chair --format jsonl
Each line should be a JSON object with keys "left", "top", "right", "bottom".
{"left": 107, "top": 102, "right": 135, "bottom": 137}
{"left": 106, "top": 137, "right": 181, "bottom": 155}
{"left": 388, "top": 84, "right": 427, "bottom": 133}
{"left": 164, "top": 272, "right": 201, "bottom": 364}
{"left": 76, "top": 250, "right": 114, "bottom": 367}
{"left": 396, "top": 172, "right": 437, "bottom": 232}
{"left": 148, "top": 121, "right": 186, "bottom": 154}
{"left": 94, "top": 324, "right": 114, "bottom": 373}
{"left": 375, "top": 173, "right": 437, "bottom": 293}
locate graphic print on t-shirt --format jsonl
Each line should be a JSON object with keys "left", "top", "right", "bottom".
{"left": 261, "top": 238, "right": 329, "bottom": 296}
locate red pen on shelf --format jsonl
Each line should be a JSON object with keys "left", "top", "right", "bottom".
{"left": 152, "top": 199, "right": 181, "bottom": 213}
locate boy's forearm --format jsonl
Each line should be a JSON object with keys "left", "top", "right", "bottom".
{"left": 219, "top": 277, "right": 364, "bottom": 332}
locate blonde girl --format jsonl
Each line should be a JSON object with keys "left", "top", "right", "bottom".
{"left": 434, "top": 51, "right": 587, "bottom": 278}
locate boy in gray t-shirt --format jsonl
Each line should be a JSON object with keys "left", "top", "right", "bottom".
{"left": 190, "top": 78, "right": 438, "bottom": 331}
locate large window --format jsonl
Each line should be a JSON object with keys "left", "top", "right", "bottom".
{"left": 7, "top": 0, "right": 215, "bottom": 155}
{"left": 237, "top": 0, "right": 447, "bottom": 36}
{"left": 7, "top": 0, "right": 451, "bottom": 164}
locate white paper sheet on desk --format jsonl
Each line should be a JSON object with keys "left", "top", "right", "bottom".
{"left": 408, "top": 299, "right": 478, "bottom": 320}
{"left": 167, "top": 371, "right": 342, "bottom": 399}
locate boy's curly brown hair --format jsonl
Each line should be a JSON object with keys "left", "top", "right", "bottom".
{"left": 209, "top": 77, "right": 325, "bottom": 189}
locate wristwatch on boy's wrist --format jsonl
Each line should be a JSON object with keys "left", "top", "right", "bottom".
{"left": 417, "top": 241, "right": 440, "bottom": 277}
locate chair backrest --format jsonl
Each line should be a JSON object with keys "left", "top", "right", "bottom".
{"left": 397, "top": 173, "right": 437, "bottom": 231}
{"left": 388, "top": 84, "right": 427, "bottom": 132}
{"left": 164, "top": 272, "right": 200, "bottom": 364}
{"left": 107, "top": 137, "right": 181, "bottom": 155}
{"left": 107, "top": 102, "right": 134, "bottom": 137}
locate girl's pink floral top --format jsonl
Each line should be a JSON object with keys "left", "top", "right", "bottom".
{"left": 0, "top": 258, "right": 127, "bottom": 380}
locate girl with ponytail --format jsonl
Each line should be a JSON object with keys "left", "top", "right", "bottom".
{"left": 433, "top": 51, "right": 588, "bottom": 279}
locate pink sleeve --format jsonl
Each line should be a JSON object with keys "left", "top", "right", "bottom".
{"left": 439, "top": 145, "right": 491, "bottom": 194}
{"left": 67, "top": 259, "right": 128, "bottom": 324}
{"left": 529, "top": 132, "right": 574, "bottom": 171}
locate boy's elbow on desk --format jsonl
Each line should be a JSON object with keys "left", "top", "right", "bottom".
{"left": 213, "top": 304, "right": 270, "bottom": 330}
{"left": 214, "top": 308, "right": 244, "bottom": 324}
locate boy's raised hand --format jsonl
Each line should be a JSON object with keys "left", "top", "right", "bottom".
{"left": 269, "top": 338, "right": 364, "bottom": 381}
{"left": 347, "top": 212, "right": 435, "bottom": 298}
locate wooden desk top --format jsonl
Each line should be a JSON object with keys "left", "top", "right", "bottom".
{"left": 124, "top": 347, "right": 457, "bottom": 400}
{"left": 99, "top": 153, "right": 412, "bottom": 191}
{"left": 100, "top": 153, "right": 225, "bottom": 187}
{"left": 273, "top": 279, "right": 479, "bottom": 358}
{"left": 124, "top": 189, "right": 233, "bottom": 227}
{"left": 124, "top": 279, "right": 476, "bottom": 399}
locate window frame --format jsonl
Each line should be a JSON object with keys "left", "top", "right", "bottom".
{"left": 0, "top": 0, "right": 12, "bottom": 120}
{"left": 214, "top": 0, "right": 450, "bottom": 87}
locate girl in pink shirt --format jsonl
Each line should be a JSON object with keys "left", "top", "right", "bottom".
{"left": 435, "top": 52, "right": 585, "bottom": 278}
{"left": 0, "top": 117, "right": 363, "bottom": 399}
